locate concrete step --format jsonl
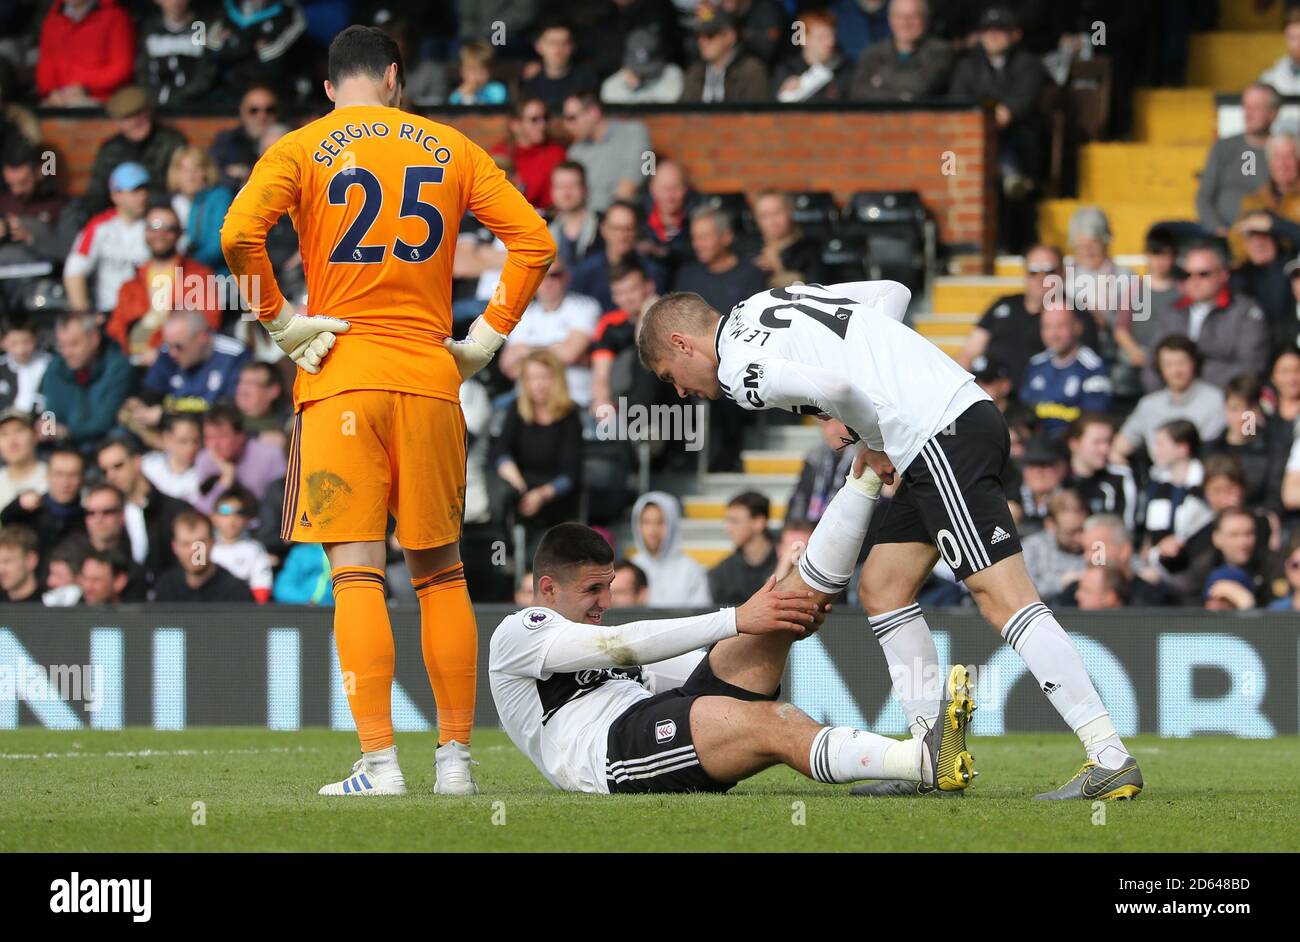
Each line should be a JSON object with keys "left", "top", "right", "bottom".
{"left": 1189, "top": 31, "right": 1285, "bottom": 92}
{"left": 1039, "top": 199, "right": 1195, "bottom": 257}
{"left": 1078, "top": 142, "right": 1205, "bottom": 205}
{"left": 685, "top": 495, "right": 790, "bottom": 519}
{"left": 742, "top": 450, "right": 805, "bottom": 475}
{"left": 744, "top": 421, "right": 822, "bottom": 452}
{"left": 915, "top": 318, "right": 978, "bottom": 338}
{"left": 932, "top": 276, "right": 1020, "bottom": 315}
{"left": 1132, "top": 88, "right": 1217, "bottom": 145}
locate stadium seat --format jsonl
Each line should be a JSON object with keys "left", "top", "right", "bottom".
{"left": 819, "top": 232, "right": 870, "bottom": 283}
{"left": 842, "top": 191, "right": 926, "bottom": 293}
{"left": 788, "top": 190, "right": 839, "bottom": 237}
{"left": 697, "top": 191, "right": 756, "bottom": 236}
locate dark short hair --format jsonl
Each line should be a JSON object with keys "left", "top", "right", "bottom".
{"left": 781, "top": 515, "right": 815, "bottom": 536}
{"left": 512, "top": 95, "right": 547, "bottom": 119}
{"left": 552, "top": 160, "right": 586, "bottom": 187}
{"left": 614, "top": 559, "right": 648, "bottom": 593}
{"left": 50, "top": 532, "right": 90, "bottom": 570}
{"left": 533, "top": 523, "right": 615, "bottom": 579}
{"left": 727, "top": 490, "right": 770, "bottom": 520}
{"left": 1065, "top": 411, "right": 1114, "bottom": 443}
{"left": 96, "top": 435, "right": 140, "bottom": 462}
{"left": 1144, "top": 225, "right": 1178, "bottom": 255}
{"left": 0, "top": 524, "right": 38, "bottom": 555}
{"left": 0, "top": 313, "right": 35, "bottom": 335}
{"left": 84, "top": 481, "right": 125, "bottom": 508}
{"left": 161, "top": 411, "right": 203, "bottom": 436}
{"left": 47, "top": 444, "right": 85, "bottom": 470}
{"left": 1224, "top": 372, "right": 1264, "bottom": 404}
{"left": 240, "top": 360, "right": 281, "bottom": 388}
{"left": 82, "top": 548, "right": 130, "bottom": 578}
{"left": 1154, "top": 334, "right": 1201, "bottom": 376}
{"left": 603, "top": 200, "right": 641, "bottom": 226}
{"left": 1157, "top": 418, "right": 1201, "bottom": 456}
{"left": 328, "top": 25, "right": 404, "bottom": 88}
{"left": 1202, "top": 453, "right": 1246, "bottom": 487}
{"left": 172, "top": 508, "right": 213, "bottom": 540}
{"left": 609, "top": 257, "right": 647, "bottom": 285}
{"left": 215, "top": 485, "right": 256, "bottom": 516}
{"left": 202, "top": 403, "right": 245, "bottom": 434}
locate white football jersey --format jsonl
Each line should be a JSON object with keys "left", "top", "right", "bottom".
{"left": 715, "top": 282, "right": 989, "bottom": 474}
{"left": 490, "top": 606, "right": 658, "bottom": 794}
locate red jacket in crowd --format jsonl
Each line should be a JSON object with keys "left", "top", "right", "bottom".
{"left": 36, "top": 0, "right": 136, "bottom": 102}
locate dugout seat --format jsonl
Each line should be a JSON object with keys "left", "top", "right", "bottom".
{"left": 842, "top": 190, "right": 926, "bottom": 294}
{"left": 697, "top": 191, "right": 756, "bottom": 236}
{"left": 788, "top": 190, "right": 839, "bottom": 237}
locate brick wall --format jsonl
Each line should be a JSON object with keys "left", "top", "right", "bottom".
{"left": 38, "top": 106, "right": 996, "bottom": 267}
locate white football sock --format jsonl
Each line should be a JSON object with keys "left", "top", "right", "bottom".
{"left": 797, "top": 474, "right": 878, "bottom": 595}
{"left": 808, "top": 727, "right": 922, "bottom": 784}
{"left": 869, "top": 604, "right": 941, "bottom": 739}
{"left": 1001, "top": 602, "right": 1131, "bottom": 767}
{"left": 364, "top": 745, "right": 397, "bottom": 762}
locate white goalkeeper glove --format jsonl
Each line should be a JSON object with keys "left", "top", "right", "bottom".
{"left": 444, "top": 315, "right": 507, "bottom": 381}
{"left": 845, "top": 465, "right": 884, "bottom": 499}
{"left": 264, "top": 305, "right": 350, "bottom": 374}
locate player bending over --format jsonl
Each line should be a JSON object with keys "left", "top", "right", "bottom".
{"left": 222, "top": 26, "right": 554, "bottom": 797}
{"left": 635, "top": 281, "right": 1142, "bottom": 800}
{"left": 489, "top": 505, "right": 976, "bottom": 796}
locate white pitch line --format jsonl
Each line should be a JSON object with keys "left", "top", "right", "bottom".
{"left": 0, "top": 746, "right": 321, "bottom": 761}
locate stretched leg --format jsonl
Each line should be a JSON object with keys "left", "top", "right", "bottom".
{"left": 406, "top": 541, "right": 476, "bottom": 747}
{"left": 858, "top": 540, "right": 944, "bottom": 737}
{"left": 689, "top": 696, "right": 925, "bottom": 786}
{"left": 965, "top": 553, "right": 1132, "bottom": 771}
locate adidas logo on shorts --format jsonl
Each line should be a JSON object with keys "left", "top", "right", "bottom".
{"left": 990, "top": 526, "right": 1010, "bottom": 545}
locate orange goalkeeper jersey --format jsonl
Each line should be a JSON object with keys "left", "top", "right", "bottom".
{"left": 221, "top": 104, "right": 555, "bottom": 408}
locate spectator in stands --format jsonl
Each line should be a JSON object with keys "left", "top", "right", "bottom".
{"left": 971, "top": 355, "right": 1015, "bottom": 411}
{"left": 168, "top": 146, "right": 234, "bottom": 273}
{"left": 499, "top": 261, "right": 601, "bottom": 408}
{"left": 548, "top": 161, "right": 599, "bottom": 271}
{"left": 949, "top": 6, "right": 1045, "bottom": 201}
{"left": 81, "top": 482, "right": 147, "bottom": 597}
{"left": 1272, "top": 346, "right": 1300, "bottom": 424}
{"left": 1205, "top": 373, "right": 1291, "bottom": 510}
{"left": 571, "top": 200, "right": 669, "bottom": 310}
{"left": 0, "top": 445, "right": 85, "bottom": 557}
{"left": 271, "top": 543, "right": 331, "bottom": 605}
{"left": 209, "top": 485, "right": 273, "bottom": 604}
{"left": 1066, "top": 208, "right": 1143, "bottom": 391}
{"left": 775, "top": 515, "right": 816, "bottom": 582}
{"left": 141, "top": 412, "right": 203, "bottom": 504}
{"left": 136, "top": 0, "right": 217, "bottom": 106}
{"left": 1155, "top": 244, "right": 1272, "bottom": 392}
{"left": 192, "top": 404, "right": 287, "bottom": 514}
{"left": 609, "top": 559, "right": 650, "bottom": 607}
{"left": 772, "top": 9, "right": 848, "bottom": 103}
{"left": 832, "top": 0, "right": 891, "bottom": 62}
{"left": 601, "top": 26, "right": 684, "bottom": 104}
{"left": 1140, "top": 419, "right": 1212, "bottom": 552}
{"left": 682, "top": 8, "right": 769, "bottom": 102}
{"left": 1279, "top": 257, "right": 1300, "bottom": 354}
{"left": 0, "top": 409, "right": 46, "bottom": 511}
{"left": 563, "top": 91, "right": 652, "bottom": 213}
{"left": 959, "top": 244, "right": 1066, "bottom": 387}
{"left": 672, "top": 204, "right": 766, "bottom": 316}
{"left": 234, "top": 361, "right": 288, "bottom": 441}
{"left": 492, "top": 349, "right": 584, "bottom": 533}
{"left": 459, "top": 0, "right": 540, "bottom": 52}
{"left": 1073, "top": 565, "right": 1128, "bottom": 610}
{"left": 751, "top": 190, "right": 826, "bottom": 289}
{"left": 590, "top": 258, "right": 663, "bottom": 416}
{"left": 787, "top": 418, "right": 856, "bottom": 526}
{"left": 43, "top": 534, "right": 88, "bottom": 606}
{"left": 0, "top": 524, "right": 42, "bottom": 602}
{"left": 449, "top": 40, "right": 508, "bottom": 106}
{"left": 1230, "top": 213, "right": 1291, "bottom": 338}
{"left": 64, "top": 162, "right": 151, "bottom": 315}
{"left": 0, "top": 144, "right": 75, "bottom": 309}
{"left": 207, "top": 0, "right": 307, "bottom": 99}
{"left": 36, "top": 0, "right": 135, "bottom": 106}
{"left": 1056, "top": 514, "right": 1174, "bottom": 608}
{"left": 154, "top": 509, "right": 255, "bottom": 602}
{"left": 1021, "top": 487, "right": 1086, "bottom": 599}
{"left": 848, "top": 0, "right": 951, "bottom": 102}
{"left": 638, "top": 160, "right": 696, "bottom": 277}
{"left": 107, "top": 206, "right": 221, "bottom": 367}
{"left": 1203, "top": 565, "right": 1261, "bottom": 613}
{"left": 722, "top": 0, "right": 787, "bottom": 65}
{"left": 1268, "top": 530, "right": 1300, "bottom": 610}
{"left": 40, "top": 312, "right": 133, "bottom": 450}
{"left": 514, "top": 569, "right": 535, "bottom": 608}
{"left": 1113, "top": 335, "right": 1226, "bottom": 465}
{"left": 78, "top": 550, "right": 131, "bottom": 605}
{"left": 0, "top": 317, "right": 50, "bottom": 414}
{"left": 1232, "top": 135, "right": 1300, "bottom": 263}
{"left": 1259, "top": 8, "right": 1300, "bottom": 99}
{"left": 85, "top": 88, "right": 186, "bottom": 214}
{"left": 1197, "top": 84, "right": 1278, "bottom": 237}
{"left": 629, "top": 490, "right": 711, "bottom": 607}
{"left": 138, "top": 310, "right": 249, "bottom": 415}
{"left": 96, "top": 436, "right": 189, "bottom": 575}
{"left": 1142, "top": 226, "right": 1183, "bottom": 336}
{"left": 520, "top": 20, "right": 599, "bottom": 110}
{"left": 1016, "top": 436, "right": 1067, "bottom": 536}
{"left": 708, "top": 491, "right": 777, "bottom": 605}
{"left": 211, "top": 84, "right": 279, "bottom": 191}
{"left": 1065, "top": 413, "right": 1137, "bottom": 532}
{"left": 492, "top": 98, "right": 565, "bottom": 210}
{"left": 1019, "top": 303, "right": 1112, "bottom": 438}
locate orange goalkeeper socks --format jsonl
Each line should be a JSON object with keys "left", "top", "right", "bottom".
{"left": 331, "top": 566, "right": 395, "bottom": 752}
{"left": 412, "top": 563, "right": 477, "bottom": 746}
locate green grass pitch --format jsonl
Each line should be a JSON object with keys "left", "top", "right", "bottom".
{"left": 2, "top": 729, "right": 1295, "bottom": 852}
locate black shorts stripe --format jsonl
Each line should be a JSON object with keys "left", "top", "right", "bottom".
{"left": 927, "top": 440, "right": 993, "bottom": 570}
{"left": 923, "top": 440, "right": 991, "bottom": 572}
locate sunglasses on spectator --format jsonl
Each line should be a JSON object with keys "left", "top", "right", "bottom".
{"left": 147, "top": 221, "right": 180, "bottom": 232}
{"left": 244, "top": 105, "right": 277, "bottom": 115}
{"left": 1185, "top": 269, "right": 1218, "bottom": 278}
{"left": 1026, "top": 265, "right": 1059, "bottom": 275}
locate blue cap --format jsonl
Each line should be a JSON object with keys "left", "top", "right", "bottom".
{"left": 1203, "top": 566, "right": 1254, "bottom": 601}
{"left": 109, "top": 162, "right": 150, "bottom": 193}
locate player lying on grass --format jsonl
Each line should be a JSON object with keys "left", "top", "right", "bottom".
{"left": 636, "top": 281, "right": 1143, "bottom": 801}
{"left": 488, "top": 512, "right": 975, "bottom": 796}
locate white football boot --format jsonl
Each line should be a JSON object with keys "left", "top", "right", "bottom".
{"left": 434, "top": 741, "right": 480, "bottom": 795}
{"left": 318, "top": 747, "right": 408, "bottom": 796}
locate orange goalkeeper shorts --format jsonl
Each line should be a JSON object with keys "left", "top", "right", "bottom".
{"left": 281, "top": 389, "right": 467, "bottom": 549}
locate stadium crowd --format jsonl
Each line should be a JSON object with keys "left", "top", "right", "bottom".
{"left": 1, "top": 0, "right": 1300, "bottom": 611}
